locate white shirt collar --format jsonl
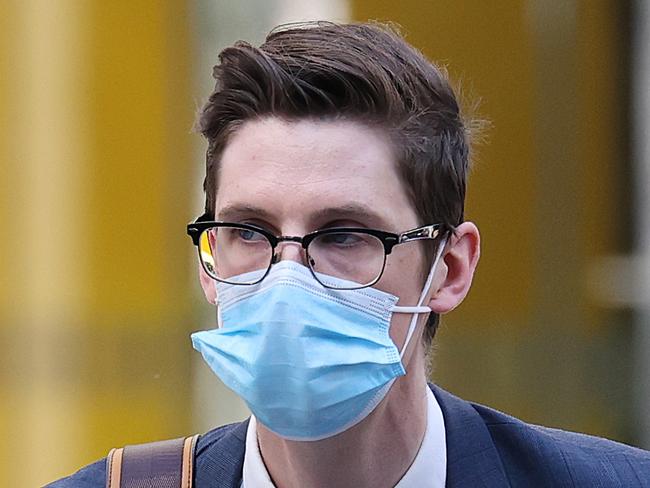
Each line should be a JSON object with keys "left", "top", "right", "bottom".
{"left": 242, "top": 387, "right": 446, "bottom": 487}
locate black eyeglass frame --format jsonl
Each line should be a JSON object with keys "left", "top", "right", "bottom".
{"left": 187, "top": 215, "right": 447, "bottom": 290}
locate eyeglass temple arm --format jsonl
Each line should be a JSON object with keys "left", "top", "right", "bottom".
{"left": 398, "top": 225, "right": 441, "bottom": 244}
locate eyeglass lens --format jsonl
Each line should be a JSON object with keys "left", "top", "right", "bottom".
{"left": 308, "top": 231, "right": 385, "bottom": 288}
{"left": 198, "top": 226, "right": 386, "bottom": 288}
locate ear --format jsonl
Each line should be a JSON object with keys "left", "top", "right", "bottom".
{"left": 427, "top": 221, "right": 480, "bottom": 314}
{"left": 199, "top": 263, "right": 217, "bottom": 304}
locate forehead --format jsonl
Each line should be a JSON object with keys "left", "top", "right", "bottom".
{"left": 214, "top": 117, "right": 418, "bottom": 230}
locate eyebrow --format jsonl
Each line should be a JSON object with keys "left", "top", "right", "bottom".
{"left": 216, "top": 204, "right": 275, "bottom": 222}
{"left": 309, "top": 204, "right": 391, "bottom": 229}
{"left": 216, "top": 203, "right": 391, "bottom": 230}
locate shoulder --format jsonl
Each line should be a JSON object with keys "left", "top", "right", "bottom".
{"left": 43, "top": 459, "right": 105, "bottom": 488}
{"left": 473, "top": 400, "right": 650, "bottom": 486}
{"left": 431, "top": 384, "right": 650, "bottom": 486}
{"left": 44, "top": 420, "right": 249, "bottom": 487}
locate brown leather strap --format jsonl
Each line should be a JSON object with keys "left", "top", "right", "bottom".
{"left": 106, "top": 435, "right": 199, "bottom": 488}
{"left": 106, "top": 447, "right": 123, "bottom": 488}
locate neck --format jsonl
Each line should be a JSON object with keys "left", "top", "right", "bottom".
{"left": 257, "top": 355, "right": 429, "bottom": 488}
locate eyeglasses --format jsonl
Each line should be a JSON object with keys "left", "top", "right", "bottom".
{"left": 187, "top": 216, "right": 445, "bottom": 290}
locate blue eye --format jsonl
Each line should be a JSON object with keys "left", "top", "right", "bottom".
{"left": 238, "top": 229, "right": 255, "bottom": 240}
{"left": 320, "top": 233, "right": 362, "bottom": 247}
{"left": 237, "top": 228, "right": 266, "bottom": 242}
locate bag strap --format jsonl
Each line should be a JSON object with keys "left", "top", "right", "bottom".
{"left": 106, "top": 434, "right": 199, "bottom": 488}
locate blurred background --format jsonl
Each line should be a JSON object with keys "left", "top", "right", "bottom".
{"left": 1, "top": 0, "right": 649, "bottom": 485}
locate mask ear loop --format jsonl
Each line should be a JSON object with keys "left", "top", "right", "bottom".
{"left": 214, "top": 296, "right": 224, "bottom": 328}
{"left": 397, "top": 237, "right": 447, "bottom": 359}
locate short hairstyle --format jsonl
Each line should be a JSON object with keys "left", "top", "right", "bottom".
{"left": 197, "top": 21, "right": 474, "bottom": 346}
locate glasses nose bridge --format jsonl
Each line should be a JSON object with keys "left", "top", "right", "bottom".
{"left": 272, "top": 235, "right": 308, "bottom": 264}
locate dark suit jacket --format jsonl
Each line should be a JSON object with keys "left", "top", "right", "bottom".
{"left": 48, "top": 384, "right": 650, "bottom": 487}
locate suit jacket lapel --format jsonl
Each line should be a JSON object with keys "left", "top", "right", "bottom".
{"left": 196, "top": 419, "right": 248, "bottom": 488}
{"left": 431, "top": 385, "right": 510, "bottom": 487}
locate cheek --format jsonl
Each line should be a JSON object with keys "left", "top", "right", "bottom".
{"left": 378, "top": 243, "right": 426, "bottom": 302}
{"left": 389, "top": 312, "right": 413, "bottom": 351}
{"left": 199, "top": 266, "right": 217, "bottom": 304}
{"left": 379, "top": 244, "right": 427, "bottom": 350}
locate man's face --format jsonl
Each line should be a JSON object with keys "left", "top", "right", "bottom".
{"left": 204, "top": 116, "right": 433, "bottom": 360}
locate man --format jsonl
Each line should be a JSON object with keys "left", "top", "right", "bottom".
{"left": 50, "top": 21, "right": 650, "bottom": 487}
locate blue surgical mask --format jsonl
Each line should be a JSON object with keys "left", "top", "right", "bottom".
{"left": 191, "top": 242, "right": 445, "bottom": 441}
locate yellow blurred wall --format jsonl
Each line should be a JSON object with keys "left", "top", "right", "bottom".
{"left": 0, "top": 1, "right": 195, "bottom": 485}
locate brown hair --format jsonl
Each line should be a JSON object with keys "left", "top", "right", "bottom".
{"left": 197, "top": 21, "right": 474, "bottom": 346}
